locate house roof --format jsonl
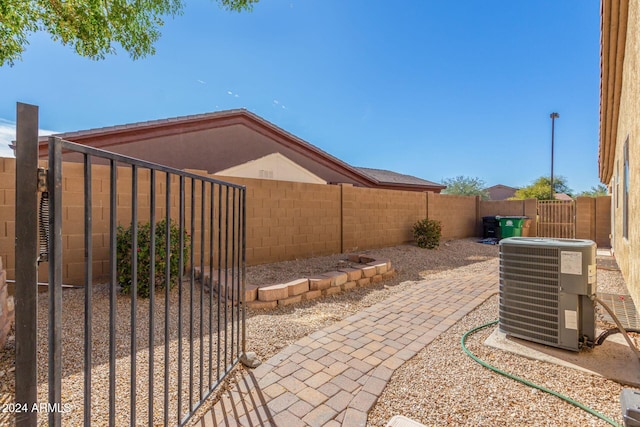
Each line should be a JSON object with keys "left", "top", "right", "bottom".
{"left": 38, "top": 109, "right": 445, "bottom": 192}
{"left": 356, "top": 167, "right": 444, "bottom": 189}
{"left": 599, "top": 0, "right": 629, "bottom": 183}
{"left": 486, "top": 184, "right": 518, "bottom": 191}
{"left": 554, "top": 193, "right": 574, "bottom": 201}
{"left": 486, "top": 184, "right": 519, "bottom": 201}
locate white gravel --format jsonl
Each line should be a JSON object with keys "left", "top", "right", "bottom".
{"left": 0, "top": 238, "right": 635, "bottom": 426}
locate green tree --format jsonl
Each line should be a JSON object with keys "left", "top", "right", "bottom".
{"left": 441, "top": 176, "right": 490, "bottom": 200}
{"left": 1, "top": 0, "right": 258, "bottom": 66}
{"left": 576, "top": 184, "right": 608, "bottom": 197}
{"left": 512, "top": 176, "right": 573, "bottom": 200}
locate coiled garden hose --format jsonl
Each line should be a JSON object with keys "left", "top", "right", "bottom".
{"left": 461, "top": 320, "right": 622, "bottom": 427}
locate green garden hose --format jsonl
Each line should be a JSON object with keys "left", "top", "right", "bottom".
{"left": 461, "top": 320, "right": 622, "bottom": 427}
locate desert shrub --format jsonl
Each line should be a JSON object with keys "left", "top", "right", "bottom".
{"left": 117, "top": 218, "right": 190, "bottom": 298}
{"left": 412, "top": 218, "right": 442, "bottom": 249}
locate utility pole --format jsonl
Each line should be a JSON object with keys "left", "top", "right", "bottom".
{"left": 550, "top": 112, "right": 559, "bottom": 199}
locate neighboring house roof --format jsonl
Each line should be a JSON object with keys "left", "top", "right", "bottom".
{"left": 554, "top": 193, "right": 574, "bottom": 201}
{"left": 599, "top": 0, "right": 629, "bottom": 183}
{"left": 486, "top": 184, "right": 518, "bottom": 201}
{"left": 355, "top": 167, "right": 445, "bottom": 189}
{"left": 37, "top": 109, "right": 445, "bottom": 192}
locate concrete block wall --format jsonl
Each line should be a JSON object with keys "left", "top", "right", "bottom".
{"left": 576, "top": 196, "right": 612, "bottom": 247}
{"left": 0, "top": 158, "right": 15, "bottom": 280}
{"left": 217, "top": 175, "right": 342, "bottom": 265}
{"left": 57, "top": 163, "right": 184, "bottom": 284}
{"left": 479, "top": 200, "right": 527, "bottom": 218}
{"left": 427, "top": 193, "right": 478, "bottom": 239}
{"left": 342, "top": 185, "right": 426, "bottom": 252}
{"left": 0, "top": 256, "right": 13, "bottom": 349}
{"left": 0, "top": 155, "right": 615, "bottom": 285}
{"left": 575, "top": 197, "right": 595, "bottom": 241}
{"left": 595, "top": 196, "right": 612, "bottom": 247}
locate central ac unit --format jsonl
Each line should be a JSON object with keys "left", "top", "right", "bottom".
{"left": 499, "top": 237, "right": 597, "bottom": 351}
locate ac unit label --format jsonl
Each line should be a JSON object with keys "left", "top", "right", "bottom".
{"left": 564, "top": 310, "right": 578, "bottom": 330}
{"left": 561, "top": 251, "right": 582, "bottom": 275}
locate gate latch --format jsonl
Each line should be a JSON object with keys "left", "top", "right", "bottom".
{"left": 37, "top": 167, "right": 48, "bottom": 193}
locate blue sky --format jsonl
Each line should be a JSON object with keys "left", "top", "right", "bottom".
{"left": 0, "top": 1, "right": 600, "bottom": 193}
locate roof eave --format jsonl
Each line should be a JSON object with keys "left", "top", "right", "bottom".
{"left": 373, "top": 182, "right": 446, "bottom": 192}
{"left": 599, "top": 0, "right": 629, "bottom": 184}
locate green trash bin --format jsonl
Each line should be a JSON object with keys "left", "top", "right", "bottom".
{"left": 497, "top": 216, "right": 528, "bottom": 238}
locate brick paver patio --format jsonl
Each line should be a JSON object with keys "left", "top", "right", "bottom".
{"left": 198, "top": 272, "right": 497, "bottom": 427}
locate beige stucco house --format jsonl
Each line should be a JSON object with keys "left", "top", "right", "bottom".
{"left": 37, "top": 109, "right": 445, "bottom": 193}
{"left": 599, "top": 0, "right": 638, "bottom": 306}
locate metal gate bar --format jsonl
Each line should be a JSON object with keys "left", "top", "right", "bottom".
{"left": 15, "top": 102, "right": 39, "bottom": 427}
{"left": 15, "top": 117, "right": 247, "bottom": 426}
{"left": 48, "top": 137, "right": 62, "bottom": 427}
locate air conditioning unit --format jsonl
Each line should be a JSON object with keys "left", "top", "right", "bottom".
{"left": 499, "top": 237, "right": 597, "bottom": 351}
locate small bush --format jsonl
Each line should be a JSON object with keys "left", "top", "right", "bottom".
{"left": 413, "top": 218, "right": 442, "bottom": 249}
{"left": 117, "top": 218, "right": 190, "bottom": 298}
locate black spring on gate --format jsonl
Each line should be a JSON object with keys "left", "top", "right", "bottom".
{"left": 38, "top": 191, "right": 50, "bottom": 263}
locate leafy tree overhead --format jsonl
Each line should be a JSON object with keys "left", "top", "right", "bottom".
{"left": 441, "top": 176, "right": 490, "bottom": 200}
{"left": 576, "top": 184, "right": 608, "bottom": 198}
{"left": 512, "top": 176, "right": 573, "bottom": 200}
{"left": 1, "top": 0, "right": 259, "bottom": 66}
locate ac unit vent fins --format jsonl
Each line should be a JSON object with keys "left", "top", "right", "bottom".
{"left": 500, "top": 243, "right": 560, "bottom": 346}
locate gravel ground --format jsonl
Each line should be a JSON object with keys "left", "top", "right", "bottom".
{"left": 367, "top": 294, "right": 630, "bottom": 427}
{"left": 0, "top": 238, "right": 634, "bottom": 426}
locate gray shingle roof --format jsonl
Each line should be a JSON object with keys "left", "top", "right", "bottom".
{"left": 355, "top": 167, "right": 445, "bottom": 188}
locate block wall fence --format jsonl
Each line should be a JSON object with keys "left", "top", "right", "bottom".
{"left": 0, "top": 256, "right": 12, "bottom": 349}
{"left": 0, "top": 157, "right": 610, "bottom": 285}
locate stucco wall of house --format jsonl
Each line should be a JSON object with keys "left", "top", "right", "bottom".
{"left": 60, "top": 124, "right": 366, "bottom": 186}
{"left": 610, "top": 0, "right": 640, "bottom": 307}
{"left": 215, "top": 153, "right": 327, "bottom": 184}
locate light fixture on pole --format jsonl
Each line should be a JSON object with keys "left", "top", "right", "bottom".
{"left": 550, "top": 112, "right": 559, "bottom": 199}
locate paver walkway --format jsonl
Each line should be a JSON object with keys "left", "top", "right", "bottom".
{"left": 198, "top": 272, "right": 498, "bottom": 427}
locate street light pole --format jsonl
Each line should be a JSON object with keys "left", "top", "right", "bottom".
{"left": 550, "top": 112, "right": 559, "bottom": 199}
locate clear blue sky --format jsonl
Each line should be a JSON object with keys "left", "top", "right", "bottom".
{"left": 0, "top": 0, "right": 601, "bottom": 193}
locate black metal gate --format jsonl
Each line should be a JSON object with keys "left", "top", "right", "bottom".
{"left": 13, "top": 103, "right": 247, "bottom": 426}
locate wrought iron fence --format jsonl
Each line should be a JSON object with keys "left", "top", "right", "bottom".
{"left": 15, "top": 104, "right": 246, "bottom": 426}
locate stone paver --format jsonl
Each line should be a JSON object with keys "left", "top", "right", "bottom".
{"left": 199, "top": 272, "right": 496, "bottom": 426}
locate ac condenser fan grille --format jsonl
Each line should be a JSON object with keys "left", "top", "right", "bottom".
{"left": 499, "top": 243, "right": 560, "bottom": 346}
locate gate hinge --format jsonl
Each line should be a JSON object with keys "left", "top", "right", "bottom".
{"left": 37, "top": 167, "right": 48, "bottom": 192}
